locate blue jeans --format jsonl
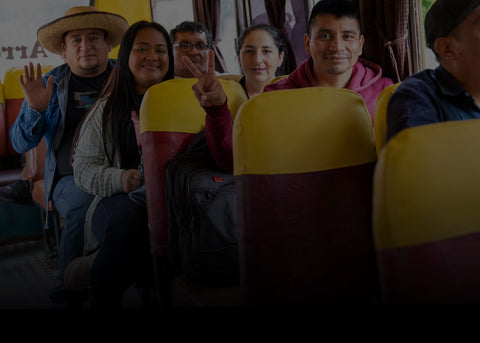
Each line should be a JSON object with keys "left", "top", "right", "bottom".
{"left": 51, "top": 175, "right": 94, "bottom": 278}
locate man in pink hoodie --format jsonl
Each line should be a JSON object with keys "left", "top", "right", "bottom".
{"left": 264, "top": 0, "right": 392, "bottom": 119}
{"left": 183, "top": 0, "right": 392, "bottom": 172}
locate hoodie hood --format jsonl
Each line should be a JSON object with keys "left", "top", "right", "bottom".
{"left": 280, "top": 56, "right": 386, "bottom": 91}
{"left": 350, "top": 57, "right": 386, "bottom": 92}
{"left": 265, "top": 56, "right": 393, "bottom": 120}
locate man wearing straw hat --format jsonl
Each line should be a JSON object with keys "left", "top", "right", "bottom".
{"left": 9, "top": 6, "right": 128, "bottom": 308}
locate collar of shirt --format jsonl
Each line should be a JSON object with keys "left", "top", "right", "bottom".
{"left": 434, "top": 65, "right": 466, "bottom": 97}
{"left": 435, "top": 65, "right": 480, "bottom": 110}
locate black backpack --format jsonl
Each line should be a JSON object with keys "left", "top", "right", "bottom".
{"left": 165, "top": 129, "right": 239, "bottom": 283}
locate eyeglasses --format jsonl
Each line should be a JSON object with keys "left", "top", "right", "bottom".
{"left": 173, "top": 42, "right": 209, "bottom": 52}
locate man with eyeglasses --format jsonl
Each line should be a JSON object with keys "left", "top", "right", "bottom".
{"left": 170, "top": 21, "right": 212, "bottom": 78}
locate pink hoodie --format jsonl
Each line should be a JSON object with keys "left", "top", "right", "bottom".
{"left": 264, "top": 56, "right": 393, "bottom": 122}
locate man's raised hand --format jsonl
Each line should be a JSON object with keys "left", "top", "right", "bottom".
{"left": 19, "top": 62, "right": 54, "bottom": 112}
{"left": 181, "top": 49, "right": 227, "bottom": 107}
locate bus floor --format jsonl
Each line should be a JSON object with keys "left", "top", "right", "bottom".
{"left": 0, "top": 237, "right": 240, "bottom": 308}
{"left": 0, "top": 237, "right": 175, "bottom": 309}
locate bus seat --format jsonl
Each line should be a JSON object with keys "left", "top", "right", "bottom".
{"left": 0, "top": 169, "right": 22, "bottom": 187}
{"left": 373, "top": 83, "right": 400, "bottom": 155}
{"left": 217, "top": 74, "right": 288, "bottom": 85}
{"left": 140, "top": 77, "right": 247, "bottom": 305}
{"left": 0, "top": 81, "right": 22, "bottom": 189}
{"left": 373, "top": 119, "right": 480, "bottom": 303}
{"left": 28, "top": 138, "right": 62, "bottom": 266}
{"left": 3, "top": 67, "right": 23, "bottom": 157}
{"left": 3, "top": 66, "right": 54, "bottom": 156}
{"left": 95, "top": 0, "right": 152, "bottom": 22}
{"left": 217, "top": 74, "right": 243, "bottom": 82}
{"left": 233, "top": 87, "right": 379, "bottom": 305}
{"left": 3, "top": 65, "right": 58, "bottom": 265}
{"left": 10, "top": 66, "right": 55, "bottom": 214}
{"left": 268, "top": 74, "right": 289, "bottom": 84}
{"left": 2, "top": 65, "right": 54, "bottom": 182}
{"left": 94, "top": 0, "right": 152, "bottom": 59}
{"left": 21, "top": 138, "right": 47, "bottom": 183}
{"left": 26, "top": 137, "right": 49, "bottom": 209}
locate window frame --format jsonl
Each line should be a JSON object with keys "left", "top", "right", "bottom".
{"left": 410, "top": 0, "right": 426, "bottom": 73}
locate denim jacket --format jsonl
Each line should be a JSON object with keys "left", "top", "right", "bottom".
{"left": 9, "top": 60, "right": 116, "bottom": 209}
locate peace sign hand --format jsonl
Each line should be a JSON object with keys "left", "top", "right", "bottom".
{"left": 181, "top": 49, "right": 227, "bottom": 107}
{"left": 19, "top": 62, "right": 54, "bottom": 112}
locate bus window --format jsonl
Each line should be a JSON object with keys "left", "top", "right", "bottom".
{"left": 0, "top": 0, "right": 89, "bottom": 82}
{"left": 247, "top": 0, "right": 310, "bottom": 66}
{"left": 218, "top": 0, "right": 241, "bottom": 74}
{"left": 152, "top": 0, "right": 241, "bottom": 74}
{"left": 421, "top": 0, "right": 438, "bottom": 69}
{"left": 411, "top": 0, "right": 438, "bottom": 71}
{"left": 151, "top": 0, "right": 193, "bottom": 32}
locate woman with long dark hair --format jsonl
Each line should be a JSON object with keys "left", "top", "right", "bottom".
{"left": 69, "top": 20, "right": 174, "bottom": 307}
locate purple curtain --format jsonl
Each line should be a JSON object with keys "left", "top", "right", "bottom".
{"left": 264, "top": 0, "right": 297, "bottom": 75}
{"left": 356, "top": 0, "right": 412, "bottom": 82}
{"left": 193, "top": 0, "right": 228, "bottom": 73}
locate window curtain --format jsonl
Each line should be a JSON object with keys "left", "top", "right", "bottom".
{"left": 355, "top": 0, "right": 412, "bottom": 82}
{"left": 193, "top": 0, "right": 228, "bottom": 73}
{"left": 264, "top": 0, "right": 297, "bottom": 75}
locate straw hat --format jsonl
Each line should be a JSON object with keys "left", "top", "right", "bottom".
{"left": 37, "top": 6, "right": 129, "bottom": 55}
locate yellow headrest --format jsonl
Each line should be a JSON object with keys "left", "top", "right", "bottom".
{"left": 0, "top": 83, "right": 4, "bottom": 104}
{"left": 95, "top": 0, "right": 152, "bottom": 23}
{"left": 373, "top": 83, "right": 400, "bottom": 156}
{"left": 217, "top": 74, "right": 243, "bottom": 82}
{"left": 3, "top": 65, "right": 54, "bottom": 100}
{"left": 140, "top": 78, "right": 247, "bottom": 134}
{"left": 233, "top": 87, "right": 376, "bottom": 176}
{"left": 94, "top": 0, "right": 152, "bottom": 59}
{"left": 268, "top": 75, "right": 289, "bottom": 85}
{"left": 373, "top": 119, "right": 480, "bottom": 250}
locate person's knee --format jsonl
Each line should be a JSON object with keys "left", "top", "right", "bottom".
{"left": 52, "top": 179, "right": 93, "bottom": 218}
{"left": 92, "top": 195, "right": 147, "bottom": 244}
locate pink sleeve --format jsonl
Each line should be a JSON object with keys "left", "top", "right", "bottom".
{"left": 204, "top": 100, "right": 233, "bottom": 172}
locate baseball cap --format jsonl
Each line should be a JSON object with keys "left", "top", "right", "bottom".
{"left": 425, "top": 0, "right": 480, "bottom": 49}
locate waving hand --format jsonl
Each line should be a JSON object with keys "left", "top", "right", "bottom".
{"left": 181, "top": 50, "right": 227, "bottom": 107}
{"left": 19, "top": 62, "right": 54, "bottom": 112}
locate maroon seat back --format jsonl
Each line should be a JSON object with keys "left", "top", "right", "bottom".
{"left": 233, "top": 88, "right": 379, "bottom": 305}
{"left": 373, "top": 120, "right": 480, "bottom": 303}
{"left": 140, "top": 78, "right": 247, "bottom": 257}
{"left": 3, "top": 67, "right": 27, "bottom": 157}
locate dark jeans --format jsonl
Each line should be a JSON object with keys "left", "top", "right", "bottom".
{"left": 90, "top": 193, "right": 151, "bottom": 305}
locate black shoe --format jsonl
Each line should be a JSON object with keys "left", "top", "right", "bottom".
{"left": 0, "top": 180, "right": 34, "bottom": 206}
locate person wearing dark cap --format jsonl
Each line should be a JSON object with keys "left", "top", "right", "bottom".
{"left": 386, "top": 0, "right": 480, "bottom": 142}
{"left": 8, "top": 6, "right": 128, "bottom": 307}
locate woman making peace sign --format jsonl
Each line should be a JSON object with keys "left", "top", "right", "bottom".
{"left": 182, "top": 24, "right": 286, "bottom": 172}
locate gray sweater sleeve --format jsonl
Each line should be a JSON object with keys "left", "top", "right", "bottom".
{"left": 72, "top": 98, "right": 124, "bottom": 197}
